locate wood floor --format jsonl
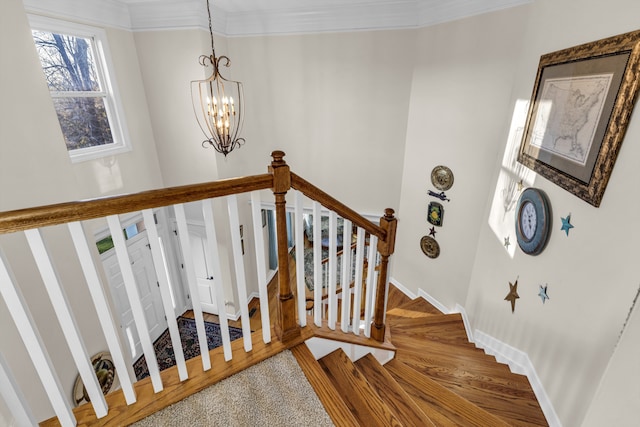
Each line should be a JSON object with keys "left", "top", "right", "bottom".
{"left": 293, "top": 285, "right": 549, "bottom": 426}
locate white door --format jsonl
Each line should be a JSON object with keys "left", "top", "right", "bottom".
{"left": 102, "top": 232, "right": 168, "bottom": 361}
{"left": 188, "top": 226, "right": 218, "bottom": 315}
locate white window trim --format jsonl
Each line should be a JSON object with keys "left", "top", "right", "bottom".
{"left": 28, "top": 14, "right": 132, "bottom": 163}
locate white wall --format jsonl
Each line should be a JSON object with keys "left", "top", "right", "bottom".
{"left": 393, "top": 6, "right": 530, "bottom": 307}
{"left": 224, "top": 30, "right": 417, "bottom": 214}
{"left": 462, "top": 1, "right": 640, "bottom": 426}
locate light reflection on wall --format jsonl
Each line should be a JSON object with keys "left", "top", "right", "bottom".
{"left": 488, "top": 99, "right": 536, "bottom": 258}
{"left": 92, "top": 156, "right": 124, "bottom": 194}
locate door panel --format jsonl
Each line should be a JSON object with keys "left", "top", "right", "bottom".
{"left": 188, "top": 227, "right": 218, "bottom": 314}
{"left": 102, "top": 232, "right": 167, "bottom": 361}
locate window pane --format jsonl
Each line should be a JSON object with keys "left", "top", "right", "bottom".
{"left": 31, "top": 30, "right": 100, "bottom": 92}
{"left": 52, "top": 97, "right": 114, "bottom": 150}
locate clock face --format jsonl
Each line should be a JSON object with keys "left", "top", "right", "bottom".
{"left": 515, "top": 188, "right": 551, "bottom": 255}
{"left": 520, "top": 201, "right": 537, "bottom": 241}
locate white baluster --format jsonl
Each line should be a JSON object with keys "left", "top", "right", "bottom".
{"left": 340, "top": 220, "right": 353, "bottom": 332}
{"left": 351, "top": 227, "right": 366, "bottom": 335}
{"left": 68, "top": 221, "right": 136, "bottom": 404}
{"left": 202, "top": 199, "right": 233, "bottom": 361}
{"left": 24, "top": 229, "right": 108, "bottom": 418}
{"left": 142, "top": 210, "right": 188, "bottom": 381}
{"left": 293, "top": 190, "right": 306, "bottom": 327}
{"left": 363, "top": 235, "right": 379, "bottom": 338}
{"left": 327, "top": 211, "right": 338, "bottom": 329}
{"left": 174, "top": 204, "right": 211, "bottom": 371}
{"left": 227, "top": 195, "right": 252, "bottom": 352}
{"left": 312, "top": 202, "right": 322, "bottom": 326}
{"left": 107, "top": 215, "right": 164, "bottom": 392}
{"left": 0, "top": 249, "right": 75, "bottom": 427}
{"left": 250, "top": 192, "right": 272, "bottom": 340}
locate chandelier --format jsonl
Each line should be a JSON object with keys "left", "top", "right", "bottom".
{"left": 191, "top": 0, "right": 245, "bottom": 157}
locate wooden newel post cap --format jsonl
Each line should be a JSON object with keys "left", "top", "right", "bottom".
{"left": 271, "top": 150, "right": 286, "bottom": 165}
{"left": 384, "top": 208, "right": 395, "bottom": 220}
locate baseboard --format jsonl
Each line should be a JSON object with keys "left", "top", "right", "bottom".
{"left": 473, "top": 330, "right": 562, "bottom": 427}
{"left": 389, "top": 277, "right": 417, "bottom": 299}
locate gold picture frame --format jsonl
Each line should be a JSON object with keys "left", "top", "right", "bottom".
{"left": 518, "top": 30, "right": 640, "bottom": 207}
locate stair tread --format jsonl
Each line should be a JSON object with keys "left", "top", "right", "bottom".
{"left": 386, "top": 359, "right": 512, "bottom": 427}
{"left": 394, "top": 348, "right": 547, "bottom": 425}
{"left": 391, "top": 336, "right": 520, "bottom": 375}
{"left": 395, "top": 347, "right": 529, "bottom": 384}
{"left": 291, "top": 344, "right": 360, "bottom": 427}
{"left": 319, "top": 349, "right": 403, "bottom": 427}
{"left": 388, "top": 298, "right": 443, "bottom": 317}
{"left": 354, "top": 354, "right": 436, "bottom": 427}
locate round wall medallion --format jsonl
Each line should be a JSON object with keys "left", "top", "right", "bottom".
{"left": 431, "top": 166, "right": 454, "bottom": 191}
{"left": 420, "top": 236, "right": 440, "bottom": 258}
{"left": 72, "top": 352, "right": 118, "bottom": 407}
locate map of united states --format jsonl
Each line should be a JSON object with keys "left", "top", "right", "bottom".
{"left": 531, "top": 74, "right": 612, "bottom": 165}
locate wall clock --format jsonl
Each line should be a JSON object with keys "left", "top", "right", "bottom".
{"left": 515, "top": 188, "right": 551, "bottom": 255}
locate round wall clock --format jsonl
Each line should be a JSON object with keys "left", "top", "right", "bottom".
{"left": 515, "top": 188, "right": 551, "bottom": 255}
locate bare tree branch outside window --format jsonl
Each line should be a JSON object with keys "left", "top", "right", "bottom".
{"left": 32, "top": 30, "right": 114, "bottom": 150}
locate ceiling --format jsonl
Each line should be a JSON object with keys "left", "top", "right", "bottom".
{"left": 22, "top": 0, "right": 532, "bottom": 36}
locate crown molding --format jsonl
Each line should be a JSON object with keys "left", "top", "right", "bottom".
{"left": 22, "top": 0, "right": 132, "bottom": 30}
{"left": 22, "top": 0, "right": 532, "bottom": 35}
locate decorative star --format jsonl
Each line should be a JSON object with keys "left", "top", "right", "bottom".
{"left": 538, "top": 284, "right": 549, "bottom": 304}
{"left": 517, "top": 180, "right": 524, "bottom": 192}
{"left": 429, "top": 226, "right": 437, "bottom": 237}
{"left": 504, "top": 279, "right": 520, "bottom": 313}
{"left": 561, "top": 213, "right": 574, "bottom": 236}
{"left": 504, "top": 236, "right": 510, "bottom": 249}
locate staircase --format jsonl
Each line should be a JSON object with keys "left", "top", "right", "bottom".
{"left": 293, "top": 286, "right": 549, "bottom": 426}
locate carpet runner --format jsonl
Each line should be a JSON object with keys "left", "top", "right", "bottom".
{"left": 133, "top": 317, "right": 243, "bottom": 380}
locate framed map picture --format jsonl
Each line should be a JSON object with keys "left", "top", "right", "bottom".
{"left": 518, "top": 30, "right": 640, "bottom": 207}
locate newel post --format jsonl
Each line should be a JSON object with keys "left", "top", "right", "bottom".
{"left": 269, "top": 151, "right": 300, "bottom": 342}
{"left": 371, "top": 208, "right": 397, "bottom": 342}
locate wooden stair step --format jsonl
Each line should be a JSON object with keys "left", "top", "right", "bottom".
{"left": 354, "top": 354, "right": 435, "bottom": 427}
{"left": 397, "top": 356, "right": 546, "bottom": 426}
{"left": 392, "top": 338, "right": 517, "bottom": 375}
{"left": 395, "top": 347, "right": 529, "bottom": 386}
{"left": 387, "top": 298, "right": 443, "bottom": 318}
{"left": 385, "top": 359, "right": 511, "bottom": 427}
{"left": 318, "top": 349, "right": 403, "bottom": 427}
{"left": 291, "top": 344, "right": 360, "bottom": 427}
{"left": 390, "top": 333, "right": 500, "bottom": 363}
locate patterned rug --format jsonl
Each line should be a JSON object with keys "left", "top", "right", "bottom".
{"left": 134, "top": 317, "right": 243, "bottom": 380}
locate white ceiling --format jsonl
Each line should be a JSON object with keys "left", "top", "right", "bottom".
{"left": 22, "top": 0, "right": 532, "bottom": 35}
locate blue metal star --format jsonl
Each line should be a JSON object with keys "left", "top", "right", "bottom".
{"left": 561, "top": 214, "right": 574, "bottom": 236}
{"left": 538, "top": 284, "right": 549, "bottom": 304}
{"left": 429, "top": 226, "right": 437, "bottom": 237}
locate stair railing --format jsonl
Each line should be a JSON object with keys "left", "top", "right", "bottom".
{"left": 0, "top": 150, "right": 396, "bottom": 426}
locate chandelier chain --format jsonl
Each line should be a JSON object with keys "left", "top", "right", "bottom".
{"left": 206, "top": 0, "right": 216, "bottom": 58}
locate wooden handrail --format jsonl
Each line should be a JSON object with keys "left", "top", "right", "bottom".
{"left": 0, "top": 174, "right": 273, "bottom": 234}
{"left": 290, "top": 172, "right": 386, "bottom": 240}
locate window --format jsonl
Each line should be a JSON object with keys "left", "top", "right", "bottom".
{"left": 29, "top": 16, "right": 130, "bottom": 162}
